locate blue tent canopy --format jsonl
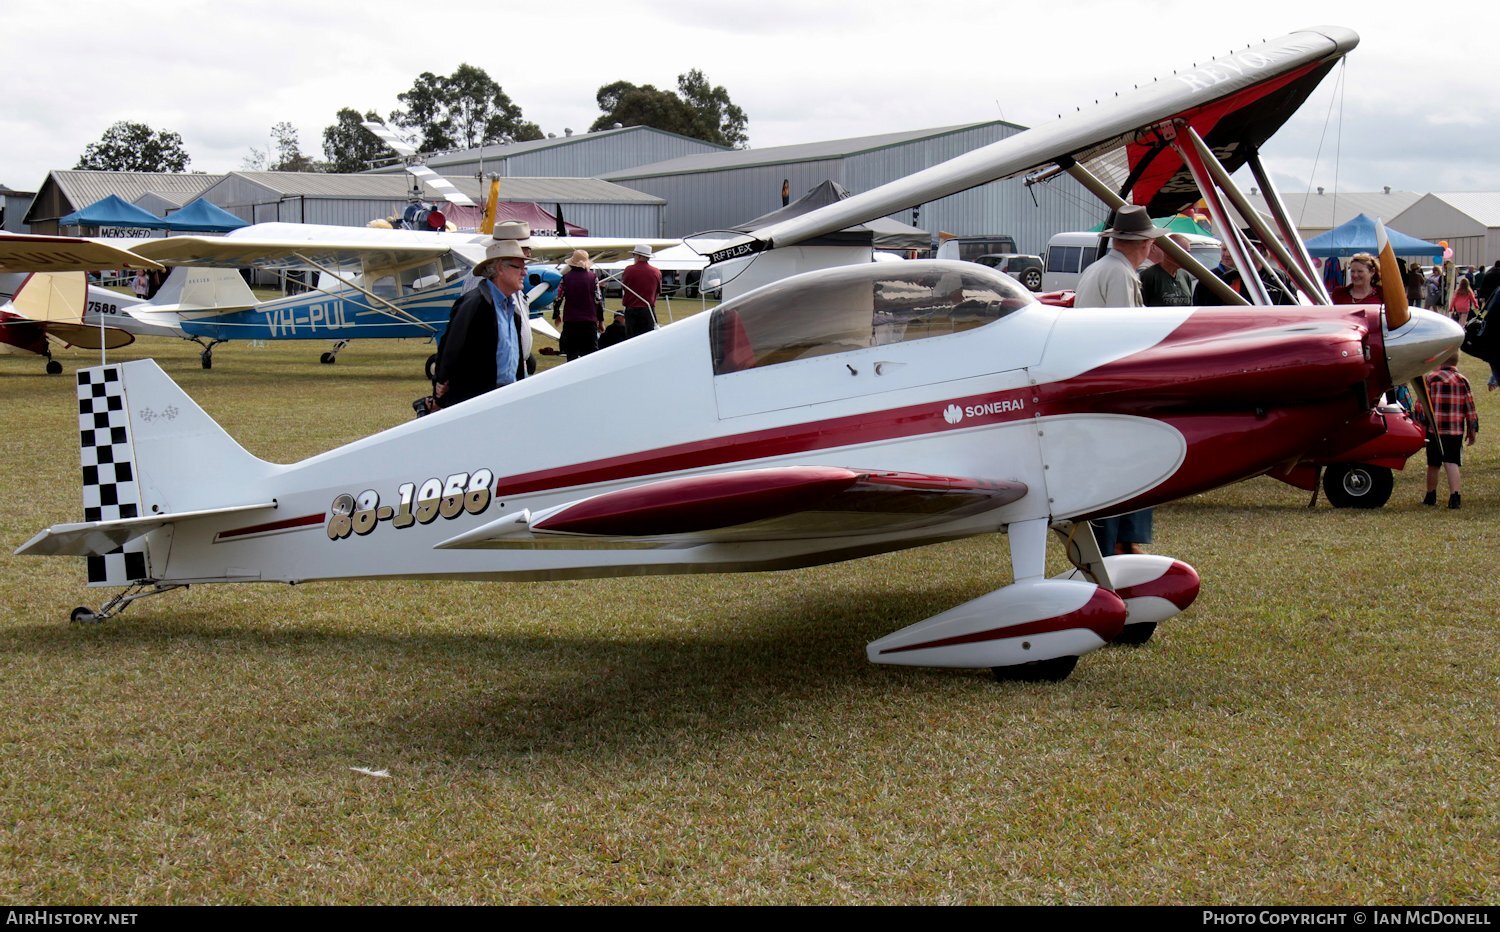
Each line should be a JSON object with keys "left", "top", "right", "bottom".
{"left": 58, "top": 194, "right": 170, "bottom": 230}
{"left": 1303, "top": 213, "right": 1442, "bottom": 260}
{"left": 164, "top": 198, "right": 248, "bottom": 233}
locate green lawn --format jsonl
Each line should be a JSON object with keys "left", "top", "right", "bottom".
{"left": 0, "top": 333, "right": 1494, "bottom": 905}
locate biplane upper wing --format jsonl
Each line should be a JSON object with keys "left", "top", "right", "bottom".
{"left": 435, "top": 466, "right": 1028, "bottom": 549}
{"left": 712, "top": 26, "right": 1357, "bottom": 260}
{"left": 0, "top": 233, "right": 163, "bottom": 273}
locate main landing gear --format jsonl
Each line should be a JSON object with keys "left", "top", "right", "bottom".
{"left": 69, "top": 583, "right": 186, "bottom": 624}
{"left": 320, "top": 340, "right": 351, "bottom": 365}
{"left": 1321, "top": 462, "right": 1394, "bottom": 509}
{"left": 865, "top": 518, "right": 1202, "bottom": 684}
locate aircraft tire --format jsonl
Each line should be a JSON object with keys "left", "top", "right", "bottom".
{"left": 70, "top": 606, "right": 97, "bottom": 623}
{"left": 991, "top": 655, "right": 1077, "bottom": 683}
{"left": 1112, "top": 621, "right": 1158, "bottom": 646}
{"left": 45, "top": 360, "right": 63, "bottom": 375}
{"left": 1322, "top": 463, "right": 1393, "bottom": 509}
{"left": 320, "top": 352, "right": 336, "bottom": 365}
{"left": 200, "top": 353, "right": 212, "bottom": 370}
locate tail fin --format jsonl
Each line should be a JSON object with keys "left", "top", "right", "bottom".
{"left": 17, "top": 359, "right": 274, "bottom": 585}
{"left": 10, "top": 270, "right": 85, "bottom": 323}
{"left": 148, "top": 266, "right": 258, "bottom": 311}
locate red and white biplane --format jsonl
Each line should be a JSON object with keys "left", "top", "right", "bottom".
{"left": 17, "top": 26, "right": 1462, "bottom": 682}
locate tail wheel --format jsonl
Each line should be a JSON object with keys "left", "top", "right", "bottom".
{"left": 45, "top": 360, "right": 63, "bottom": 375}
{"left": 319, "top": 352, "right": 336, "bottom": 365}
{"left": 1322, "top": 463, "right": 1394, "bottom": 509}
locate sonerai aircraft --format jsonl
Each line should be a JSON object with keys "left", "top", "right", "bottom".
{"left": 18, "top": 27, "right": 1463, "bottom": 682}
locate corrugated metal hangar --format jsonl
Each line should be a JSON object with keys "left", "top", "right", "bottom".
{"left": 601, "top": 121, "right": 1105, "bottom": 252}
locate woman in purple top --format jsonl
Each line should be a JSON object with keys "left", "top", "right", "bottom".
{"left": 552, "top": 249, "right": 603, "bottom": 361}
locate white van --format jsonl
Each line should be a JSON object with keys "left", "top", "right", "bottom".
{"left": 1042, "top": 230, "right": 1223, "bottom": 292}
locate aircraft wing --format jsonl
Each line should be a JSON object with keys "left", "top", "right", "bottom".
{"left": 436, "top": 466, "right": 1027, "bottom": 549}
{"left": 132, "top": 233, "right": 453, "bottom": 273}
{"left": 525, "top": 237, "right": 679, "bottom": 264}
{"left": 718, "top": 27, "right": 1357, "bottom": 260}
{"left": 593, "top": 243, "right": 710, "bottom": 273}
{"left": 0, "top": 233, "right": 163, "bottom": 272}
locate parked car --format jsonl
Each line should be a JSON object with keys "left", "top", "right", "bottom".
{"left": 974, "top": 253, "right": 1044, "bottom": 291}
{"left": 934, "top": 235, "right": 1020, "bottom": 263}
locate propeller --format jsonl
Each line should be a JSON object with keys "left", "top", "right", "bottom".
{"left": 1374, "top": 219, "right": 1438, "bottom": 428}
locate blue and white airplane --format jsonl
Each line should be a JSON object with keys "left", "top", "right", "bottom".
{"left": 127, "top": 223, "right": 664, "bottom": 367}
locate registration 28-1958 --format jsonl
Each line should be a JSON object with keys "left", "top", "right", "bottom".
{"left": 327, "top": 468, "right": 495, "bottom": 540}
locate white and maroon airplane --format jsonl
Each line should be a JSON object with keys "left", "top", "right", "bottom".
{"left": 17, "top": 26, "right": 1463, "bottom": 682}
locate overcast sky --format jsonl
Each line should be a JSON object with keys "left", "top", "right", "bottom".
{"left": 4, "top": 0, "right": 1495, "bottom": 205}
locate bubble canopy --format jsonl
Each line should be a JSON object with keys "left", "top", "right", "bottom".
{"left": 708, "top": 260, "right": 1035, "bottom": 376}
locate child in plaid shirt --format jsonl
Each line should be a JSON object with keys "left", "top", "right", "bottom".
{"left": 1421, "top": 356, "right": 1479, "bottom": 509}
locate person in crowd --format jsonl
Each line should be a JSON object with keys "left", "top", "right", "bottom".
{"left": 433, "top": 239, "right": 532, "bottom": 408}
{"left": 1425, "top": 265, "right": 1447, "bottom": 310}
{"left": 1405, "top": 262, "right": 1426, "bottom": 307}
{"left": 552, "top": 249, "right": 602, "bottom": 361}
{"left": 1330, "top": 253, "right": 1380, "bottom": 305}
{"left": 1074, "top": 204, "right": 1166, "bottom": 559}
{"left": 620, "top": 244, "right": 662, "bottom": 339}
{"left": 1419, "top": 355, "right": 1478, "bottom": 509}
{"left": 599, "top": 310, "right": 628, "bottom": 349}
{"left": 1074, "top": 204, "right": 1164, "bottom": 308}
{"left": 1139, "top": 234, "right": 1195, "bottom": 307}
{"left": 1478, "top": 260, "right": 1500, "bottom": 308}
{"left": 1449, "top": 276, "right": 1480, "bottom": 326}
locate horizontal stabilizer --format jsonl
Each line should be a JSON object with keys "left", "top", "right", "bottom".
{"left": 437, "top": 466, "right": 1026, "bottom": 548}
{"left": 16, "top": 501, "right": 276, "bottom": 557}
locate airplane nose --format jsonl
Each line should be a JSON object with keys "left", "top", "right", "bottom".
{"left": 1385, "top": 307, "right": 1465, "bottom": 385}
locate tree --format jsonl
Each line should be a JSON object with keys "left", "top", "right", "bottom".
{"left": 675, "top": 69, "right": 748, "bottom": 149}
{"left": 75, "top": 121, "right": 191, "bottom": 172}
{"left": 389, "top": 64, "right": 542, "bottom": 152}
{"left": 322, "top": 108, "right": 388, "bottom": 173}
{"left": 590, "top": 70, "right": 748, "bottom": 148}
{"left": 269, "top": 121, "right": 320, "bottom": 172}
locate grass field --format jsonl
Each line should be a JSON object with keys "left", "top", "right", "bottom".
{"left": 0, "top": 327, "right": 1495, "bottom": 905}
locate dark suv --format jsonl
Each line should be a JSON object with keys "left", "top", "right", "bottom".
{"left": 975, "top": 253, "right": 1044, "bottom": 291}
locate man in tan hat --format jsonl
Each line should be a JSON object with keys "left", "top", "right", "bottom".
{"left": 1072, "top": 203, "right": 1166, "bottom": 569}
{"left": 552, "top": 248, "right": 602, "bottom": 361}
{"left": 1073, "top": 204, "right": 1167, "bottom": 309}
{"left": 434, "top": 238, "right": 533, "bottom": 407}
{"left": 491, "top": 220, "right": 533, "bottom": 258}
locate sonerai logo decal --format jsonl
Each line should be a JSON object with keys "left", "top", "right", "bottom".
{"left": 941, "top": 395, "right": 1026, "bottom": 426}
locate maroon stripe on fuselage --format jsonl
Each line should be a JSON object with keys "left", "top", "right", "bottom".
{"left": 215, "top": 512, "right": 324, "bottom": 541}
{"left": 495, "top": 386, "right": 1035, "bottom": 497}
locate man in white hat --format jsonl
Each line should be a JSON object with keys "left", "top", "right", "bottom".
{"left": 433, "top": 238, "right": 533, "bottom": 407}
{"left": 1073, "top": 204, "right": 1167, "bottom": 309}
{"left": 620, "top": 242, "right": 662, "bottom": 339}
